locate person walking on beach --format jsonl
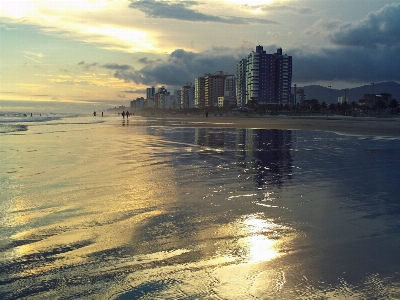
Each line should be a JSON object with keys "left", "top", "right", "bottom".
{"left": 102, "top": 112, "right": 103, "bottom": 117}
{"left": 122, "top": 111, "right": 125, "bottom": 118}
{"left": 93, "top": 111, "right": 96, "bottom": 117}
{"left": 205, "top": 110, "right": 209, "bottom": 118}
{"left": 126, "top": 111, "right": 130, "bottom": 119}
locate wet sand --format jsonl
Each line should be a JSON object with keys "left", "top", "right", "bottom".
{"left": 2, "top": 115, "right": 400, "bottom": 298}
{"left": 148, "top": 114, "right": 400, "bottom": 137}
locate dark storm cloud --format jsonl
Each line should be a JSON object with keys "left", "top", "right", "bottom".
{"left": 113, "top": 48, "right": 240, "bottom": 86}
{"left": 291, "top": 46, "right": 400, "bottom": 83}
{"left": 294, "top": 3, "right": 400, "bottom": 83}
{"left": 112, "top": 37, "right": 400, "bottom": 89}
{"left": 327, "top": 3, "right": 400, "bottom": 48}
{"left": 137, "top": 57, "right": 162, "bottom": 65}
{"left": 101, "top": 63, "right": 133, "bottom": 70}
{"left": 129, "top": 0, "right": 278, "bottom": 24}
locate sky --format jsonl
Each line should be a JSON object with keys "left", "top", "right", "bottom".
{"left": 1, "top": 0, "right": 400, "bottom": 111}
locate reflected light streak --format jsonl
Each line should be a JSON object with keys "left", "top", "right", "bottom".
{"left": 2, "top": 132, "right": 181, "bottom": 276}
{"left": 239, "top": 215, "right": 281, "bottom": 263}
{"left": 245, "top": 235, "right": 277, "bottom": 262}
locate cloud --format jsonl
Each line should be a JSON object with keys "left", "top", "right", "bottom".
{"left": 24, "top": 51, "right": 44, "bottom": 58}
{"left": 129, "top": 0, "right": 278, "bottom": 24}
{"left": 52, "top": 79, "right": 91, "bottom": 85}
{"left": 117, "top": 94, "right": 126, "bottom": 98}
{"left": 24, "top": 55, "right": 42, "bottom": 64}
{"left": 137, "top": 57, "right": 161, "bottom": 65}
{"left": 102, "top": 63, "right": 132, "bottom": 70}
{"left": 78, "top": 61, "right": 98, "bottom": 70}
{"left": 112, "top": 48, "right": 242, "bottom": 87}
{"left": 258, "top": 4, "right": 316, "bottom": 15}
{"left": 313, "top": 3, "right": 400, "bottom": 48}
{"left": 1, "top": 0, "right": 156, "bottom": 53}
{"left": 0, "top": 23, "right": 17, "bottom": 30}
{"left": 109, "top": 43, "right": 400, "bottom": 89}
{"left": 291, "top": 46, "right": 400, "bottom": 84}
{"left": 119, "top": 90, "right": 137, "bottom": 93}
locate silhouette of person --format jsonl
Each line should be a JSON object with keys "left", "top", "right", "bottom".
{"left": 126, "top": 111, "right": 130, "bottom": 118}
{"left": 102, "top": 111, "right": 103, "bottom": 117}
{"left": 122, "top": 111, "right": 125, "bottom": 118}
{"left": 93, "top": 111, "right": 96, "bottom": 117}
{"left": 205, "top": 111, "right": 209, "bottom": 118}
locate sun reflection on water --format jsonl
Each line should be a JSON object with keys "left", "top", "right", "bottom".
{"left": 239, "top": 215, "right": 281, "bottom": 263}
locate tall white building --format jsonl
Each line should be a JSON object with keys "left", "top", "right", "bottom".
{"left": 242, "top": 46, "right": 292, "bottom": 105}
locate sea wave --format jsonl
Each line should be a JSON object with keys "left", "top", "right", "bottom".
{"left": 0, "top": 112, "right": 96, "bottom": 135}
{"left": 0, "top": 112, "right": 64, "bottom": 123}
{"left": 0, "top": 124, "right": 28, "bottom": 134}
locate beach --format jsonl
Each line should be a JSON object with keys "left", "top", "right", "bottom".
{"left": 146, "top": 114, "right": 400, "bottom": 137}
{"left": 1, "top": 114, "right": 400, "bottom": 299}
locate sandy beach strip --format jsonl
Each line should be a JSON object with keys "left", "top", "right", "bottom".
{"left": 146, "top": 114, "right": 400, "bottom": 138}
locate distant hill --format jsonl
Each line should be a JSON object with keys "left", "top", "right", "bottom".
{"left": 292, "top": 81, "right": 400, "bottom": 104}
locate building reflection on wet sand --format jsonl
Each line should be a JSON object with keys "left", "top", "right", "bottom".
{"left": 148, "top": 126, "right": 294, "bottom": 189}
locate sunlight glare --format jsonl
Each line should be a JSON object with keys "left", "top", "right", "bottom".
{"left": 245, "top": 235, "right": 277, "bottom": 262}
{"left": 1, "top": 0, "right": 35, "bottom": 18}
{"left": 239, "top": 215, "right": 280, "bottom": 263}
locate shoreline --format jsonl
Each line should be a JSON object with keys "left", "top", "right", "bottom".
{"left": 144, "top": 114, "right": 400, "bottom": 138}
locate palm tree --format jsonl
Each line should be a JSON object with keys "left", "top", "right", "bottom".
{"left": 376, "top": 98, "right": 387, "bottom": 115}
{"left": 389, "top": 98, "right": 399, "bottom": 114}
{"left": 342, "top": 101, "right": 350, "bottom": 115}
{"left": 321, "top": 101, "right": 327, "bottom": 114}
{"left": 329, "top": 103, "right": 336, "bottom": 114}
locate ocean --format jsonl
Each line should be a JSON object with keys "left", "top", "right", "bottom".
{"left": 1, "top": 113, "right": 400, "bottom": 299}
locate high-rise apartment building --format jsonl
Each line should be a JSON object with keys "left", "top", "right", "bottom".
{"left": 242, "top": 46, "right": 292, "bottom": 105}
{"left": 223, "top": 75, "right": 237, "bottom": 108}
{"left": 236, "top": 59, "right": 247, "bottom": 107}
{"left": 195, "top": 77, "right": 205, "bottom": 108}
{"left": 274, "top": 48, "right": 292, "bottom": 104}
{"left": 205, "top": 71, "right": 227, "bottom": 107}
{"left": 146, "top": 86, "right": 155, "bottom": 101}
{"left": 224, "top": 75, "right": 236, "bottom": 98}
{"left": 154, "top": 86, "right": 169, "bottom": 109}
{"left": 146, "top": 86, "right": 156, "bottom": 108}
{"left": 181, "top": 83, "right": 195, "bottom": 109}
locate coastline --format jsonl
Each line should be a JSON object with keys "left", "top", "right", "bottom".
{"left": 144, "top": 114, "right": 400, "bottom": 138}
